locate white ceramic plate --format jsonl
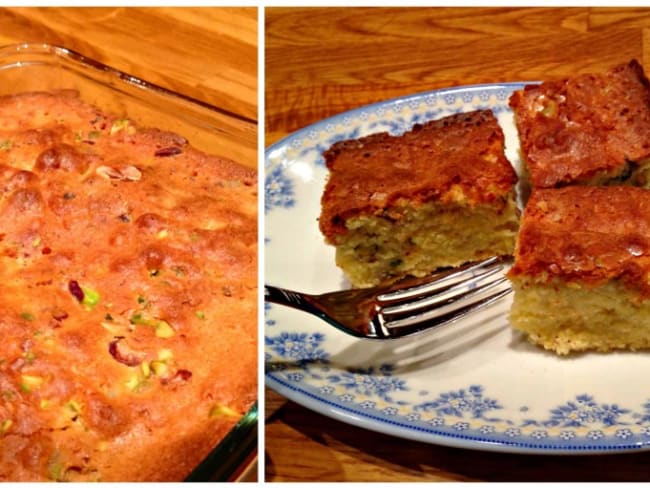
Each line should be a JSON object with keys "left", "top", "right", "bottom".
{"left": 264, "top": 83, "right": 650, "bottom": 454}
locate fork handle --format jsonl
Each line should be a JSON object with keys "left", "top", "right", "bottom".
{"left": 264, "top": 285, "right": 321, "bottom": 315}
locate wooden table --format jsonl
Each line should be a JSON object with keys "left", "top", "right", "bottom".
{"left": 265, "top": 6, "right": 650, "bottom": 482}
{"left": 0, "top": 6, "right": 258, "bottom": 482}
{"left": 0, "top": 6, "right": 257, "bottom": 170}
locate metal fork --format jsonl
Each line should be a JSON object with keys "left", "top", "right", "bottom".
{"left": 264, "top": 256, "right": 513, "bottom": 339}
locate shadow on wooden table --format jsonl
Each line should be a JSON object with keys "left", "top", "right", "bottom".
{"left": 266, "top": 399, "right": 650, "bottom": 482}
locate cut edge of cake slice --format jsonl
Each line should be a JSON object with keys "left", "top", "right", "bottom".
{"left": 507, "top": 185, "right": 650, "bottom": 355}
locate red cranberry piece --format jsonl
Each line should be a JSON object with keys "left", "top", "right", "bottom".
{"left": 154, "top": 146, "right": 182, "bottom": 157}
{"left": 68, "top": 280, "right": 84, "bottom": 302}
{"left": 108, "top": 338, "right": 143, "bottom": 367}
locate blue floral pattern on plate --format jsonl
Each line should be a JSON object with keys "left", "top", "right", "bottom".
{"left": 264, "top": 83, "right": 650, "bottom": 454}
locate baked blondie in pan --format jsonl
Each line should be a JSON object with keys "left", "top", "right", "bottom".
{"left": 0, "top": 44, "right": 257, "bottom": 482}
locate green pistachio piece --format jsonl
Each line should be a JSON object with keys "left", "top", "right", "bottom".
{"left": 0, "top": 419, "right": 12, "bottom": 433}
{"left": 65, "top": 400, "right": 82, "bottom": 414}
{"left": 20, "top": 374, "right": 43, "bottom": 392}
{"left": 110, "top": 118, "right": 131, "bottom": 135}
{"left": 48, "top": 460, "right": 64, "bottom": 481}
{"left": 81, "top": 286, "right": 100, "bottom": 309}
{"left": 157, "top": 348, "right": 173, "bottom": 361}
{"left": 209, "top": 403, "right": 241, "bottom": 419}
{"left": 129, "top": 313, "right": 145, "bottom": 325}
{"left": 125, "top": 374, "right": 141, "bottom": 391}
{"left": 149, "top": 360, "right": 168, "bottom": 377}
{"left": 141, "top": 361, "right": 151, "bottom": 378}
{"left": 154, "top": 320, "right": 175, "bottom": 338}
{"left": 129, "top": 314, "right": 175, "bottom": 338}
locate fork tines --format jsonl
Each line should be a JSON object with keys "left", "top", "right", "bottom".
{"left": 376, "top": 257, "right": 513, "bottom": 331}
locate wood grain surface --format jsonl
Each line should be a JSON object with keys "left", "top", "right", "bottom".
{"left": 266, "top": 6, "right": 650, "bottom": 147}
{"left": 0, "top": 6, "right": 258, "bottom": 482}
{"left": 265, "top": 6, "right": 650, "bottom": 482}
{"left": 0, "top": 6, "right": 257, "bottom": 168}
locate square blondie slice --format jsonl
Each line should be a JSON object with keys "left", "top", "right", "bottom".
{"left": 508, "top": 185, "right": 650, "bottom": 355}
{"left": 509, "top": 59, "right": 650, "bottom": 188}
{"left": 319, "top": 109, "right": 519, "bottom": 288}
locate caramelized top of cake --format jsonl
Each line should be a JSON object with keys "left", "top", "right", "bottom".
{"left": 319, "top": 109, "right": 517, "bottom": 240}
{"left": 509, "top": 186, "right": 650, "bottom": 296}
{"left": 509, "top": 59, "right": 650, "bottom": 188}
{"left": 0, "top": 91, "right": 257, "bottom": 481}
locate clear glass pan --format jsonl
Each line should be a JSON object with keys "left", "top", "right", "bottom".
{"left": 0, "top": 42, "right": 256, "bottom": 168}
{"left": 0, "top": 42, "right": 258, "bottom": 482}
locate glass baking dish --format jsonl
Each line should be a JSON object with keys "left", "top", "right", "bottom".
{"left": 0, "top": 42, "right": 258, "bottom": 482}
{"left": 0, "top": 42, "right": 256, "bottom": 168}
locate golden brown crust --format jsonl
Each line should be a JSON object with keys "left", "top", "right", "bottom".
{"left": 509, "top": 185, "right": 650, "bottom": 297}
{"left": 319, "top": 110, "right": 518, "bottom": 240}
{"left": 509, "top": 59, "right": 650, "bottom": 188}
{"left": 0, "top": 91, "right": 257, "bottom": 481}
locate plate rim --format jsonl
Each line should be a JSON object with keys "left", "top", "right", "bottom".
{"left": 265, "top": 371, "right": 649, "bottom": 456}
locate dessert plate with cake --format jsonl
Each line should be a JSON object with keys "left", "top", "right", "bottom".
{"left": 265, "top": 61, "right": 650, "bottom": 454}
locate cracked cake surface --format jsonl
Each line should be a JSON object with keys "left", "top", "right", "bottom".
{"left": 509, "top": 59, "right": 650, "bottom": 188}
{"left": 0, "top": 90, "right": 257, "bottom": 481}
